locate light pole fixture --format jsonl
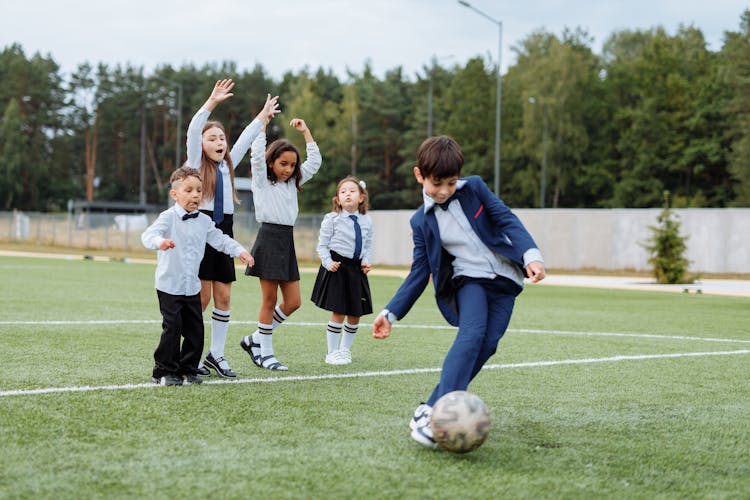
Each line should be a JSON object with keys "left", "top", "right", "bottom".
{"left": 458, "top": 0, "right": 502, "bottom": 197}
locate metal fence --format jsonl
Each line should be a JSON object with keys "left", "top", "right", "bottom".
{"left": 0, "top": 210, "right": 326, "bottom": 262}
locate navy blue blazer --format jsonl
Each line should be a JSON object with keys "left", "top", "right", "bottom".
{"left": 385, "top": 176, "right": 538, "bottom": 326}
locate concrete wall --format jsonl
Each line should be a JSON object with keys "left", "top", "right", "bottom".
{"left": 369, "top": 208, "right": 750, "bottom": 273}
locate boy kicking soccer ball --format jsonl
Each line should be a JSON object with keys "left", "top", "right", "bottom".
{"left": 373, "top": 135, "right": 545, "bottom": 448}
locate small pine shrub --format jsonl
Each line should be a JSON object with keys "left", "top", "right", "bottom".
{"left": 644, "top": 191, "right": 692, "bottom": 284}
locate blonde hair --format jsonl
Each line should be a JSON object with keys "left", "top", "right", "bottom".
{"left": 332, "top": 176, "right": 368, "bottom": 214}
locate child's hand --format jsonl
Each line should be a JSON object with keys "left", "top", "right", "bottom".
{"left": 239, "top": 252, "right": 254, "bottom": 267}
{"left": 361, "top": 263, "right": 371, "bottom": 274}
{"left": 526, "top": 261, "right": 546, "bottom": 283}
{"left": 159, "top": 239, "right": 175, "bottom": 251}
{"left": 373, "top": 315, "right": 391, "bottom": 339}
{"left": 258, "top": 94, "right": 280, "bottom": 125}
{"left": 209, "top": 79, "right": 235, "bottom": 104}
{"left": 328, "top": 261, "right": 341, "bottom": 272}
{"left": 289, "top": 118, "right": 308, "bottom": 133}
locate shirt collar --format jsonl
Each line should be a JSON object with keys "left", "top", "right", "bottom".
{"left": 423, "top": 179, "right": 467, "bottom": 213}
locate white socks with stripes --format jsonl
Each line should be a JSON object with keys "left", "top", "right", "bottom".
{"left": 210, "top": 308, "right": 230, "bottom": 359}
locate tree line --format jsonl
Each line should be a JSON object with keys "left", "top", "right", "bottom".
{"left": 1, "top": 10, "right": 749, "bottom": 212}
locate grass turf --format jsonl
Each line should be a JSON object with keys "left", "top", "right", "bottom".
{"left": 0, "top": 256, "right": 748, "bottom": 499}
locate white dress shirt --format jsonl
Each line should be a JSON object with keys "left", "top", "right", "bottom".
{"left": 250, "top": 132, "right": 322, "bottom": 226}
{"left": 423, "top": 188, "right": 543, "bottom": 288}
{"left": 316, "top": 210, "right": 374, "bottom": 269}
{"left": 141, "top": 204, "right": 248, "bottom": 295}
{"left": 185, "top": 107, "right": 262, "bottom": 215}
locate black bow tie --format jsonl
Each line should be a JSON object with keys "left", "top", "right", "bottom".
{"left": 437, "top": 193, "right": 459, "bottom": 211}
{"left": 182, "top": 212, "right": 199, "bottom": 220}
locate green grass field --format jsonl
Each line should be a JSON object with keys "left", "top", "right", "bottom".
{"left": 1, "top": 255, "right": 749, "bottom": 499}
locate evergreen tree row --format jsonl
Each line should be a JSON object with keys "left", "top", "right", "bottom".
{"left": 1, "top": 10, "right": 749, "bottom": 212}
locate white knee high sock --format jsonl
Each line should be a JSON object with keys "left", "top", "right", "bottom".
{"left": 210, "top": 308, "right": 230, "bottom": 359}
{"left": 272, "top": 305, "right": 288, "bottom": 331}
{"left": 341, "top": 322, "right": 358, "bottom": 351}
{"left": 326, "top": 321, "right": 343, "bottom": 354}
{"left": 253, "top": 323, "right": 274, "bottom": 357}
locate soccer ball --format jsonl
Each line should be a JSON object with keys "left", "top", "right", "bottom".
{"left": 430, "top": 391, "right": 491, "bottom": 453}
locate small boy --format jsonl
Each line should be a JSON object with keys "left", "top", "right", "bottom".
{"left": 142, "top": 167, "right": 253, "bottom": 386}
{"left": 372, "top": 135, "right": 546, "bottom": 448}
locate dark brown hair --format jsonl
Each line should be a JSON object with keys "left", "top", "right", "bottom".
{"left": 416, "top": 135, "right": 464, "bottom": 179}
{"left": 332, "top": 176, "right": 368, "bottom": 214}
{"left": 200, "top": 121, "right": 240, "bottom": 204}
{"left": 265, "top": 139, "right": 303, "bottom": 191}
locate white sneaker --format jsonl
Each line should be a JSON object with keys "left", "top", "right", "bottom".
{"left": 410, "top": 403, "right": 432, "bottom": 430}
{"left": 337, "top": 349, "right": 352, "bottom": 365}
{"left": 411, "top": 423, "right": 438, "bottom": 449}
{"left": 325, "top": 351, "right": 341, "bottom": 365}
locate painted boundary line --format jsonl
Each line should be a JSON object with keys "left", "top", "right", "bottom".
{"left": 1, "top": 349, "right": 748, "bottom": 398}
{"left": 2, "top": 320, "right": 749, "bottom": 346}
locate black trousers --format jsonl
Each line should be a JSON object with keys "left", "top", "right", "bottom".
{"left": 153, "top": 290, "right": 204, "bottom": 378}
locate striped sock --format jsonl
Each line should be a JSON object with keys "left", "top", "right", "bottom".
{"left": 272, "top": 305, "right": 288, "bottom": 331}
{"left": 253, "top": 323, "right": 274, "bottom": 357}
{"left": 341, "top": 322, "right": 358, "bottom": 351}
{"left": 326, "top": 321, "right": 343, "bottom": 354}
{"left": 210, "top": 308, "right": 230, "bottom": 359}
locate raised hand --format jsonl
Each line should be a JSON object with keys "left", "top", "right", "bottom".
{"left": 209, "top": 79, "right": 235, "bottom": 105}
{"left": 258, "top": 94, "right": 281, "bottom": 125}
{"left": 289, "top": 118, "right": 309, "bottom": 133}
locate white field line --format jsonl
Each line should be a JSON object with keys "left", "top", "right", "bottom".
{"left": 2, "top": 319, "right": 749, "bottom": 345}
{"left": 1, "top": 349, "right": 748, "bottom": 398}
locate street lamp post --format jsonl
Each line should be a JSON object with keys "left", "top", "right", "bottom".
{"left": 458, "top": 0, "right": 502, "bottom": 197}
{"left": 529, "top": 97, "right": 549, "bottom": 208}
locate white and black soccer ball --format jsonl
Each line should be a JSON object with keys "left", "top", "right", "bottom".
{"left": 430, "top": 391, "right": 491, "bottom": 453}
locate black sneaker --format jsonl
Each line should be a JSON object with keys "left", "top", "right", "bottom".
{"left": 204, "top": 352, "right": 237, "bottom": 378}
{"left": 152, "top": 374, "right": 183, "bottom": 386}
{"left": 196, "top": 365, "right": 211, "bottom": 377}
{"left": 182, "top": 374, "right": 203, "bottom": 385}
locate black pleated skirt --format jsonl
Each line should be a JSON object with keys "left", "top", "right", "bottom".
{"left": 311, "top": 250, "right": 373, "bottom": 316}
{"left": 245, "top": 223, "right": 300, "bottom": 281}
{"left": 198, "top": 213, "right": 236, "bottom": 283}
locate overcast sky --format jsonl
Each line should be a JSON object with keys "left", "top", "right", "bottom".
{"left": 2, "top": 0, "right": 747, "bottom": 81}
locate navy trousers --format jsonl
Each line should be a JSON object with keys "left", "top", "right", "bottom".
{"left": 426, "top": 277, "right": 520, "bottom": 406}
